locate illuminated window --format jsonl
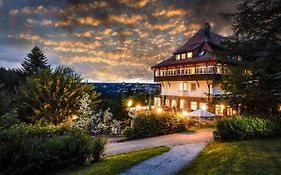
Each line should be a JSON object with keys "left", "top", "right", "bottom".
{"left": 185, "top": 67, "right": 195, "bottom": 74}
{"left": 191, "top": 102, "right": 197, "bottom": 110}
{"left": 165, "top": 99, "right": 170, "bottom": 107}
{"left": 176, "top": 54, "right": 181, "bottom": 60}
{"left": 196, "top": 65, "right": 207, "bottom": 74}
{"left": 171, "top": 100, "right": 177, "bottom": 108}
{"left": 215, "top": 105, "right": 225, "bottom": 116}
{"left": 177, "top": 67, "right": 183, "bottom": 75}
{"left": 183, "top": 83, "right": 187, "bottom": 91}
{"left": 179, "top": 83, "right": 183, "bottom": 91}
{"left": 191, "top": 83, "right": 196, "bottom": 91}
{"left": 180, "top": 99, "right": 184, "bottom": 109}
{"left": 181, "top": 53, "right": 186, "bottom": 59}
{"left": 187, "top": 52, "right": 193, "bottom": 58}
{"left": 200, "top": 103, "right": 207, "bottom": 110}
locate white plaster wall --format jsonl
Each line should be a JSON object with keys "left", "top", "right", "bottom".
{"left": 161, "top": 81, "right": 211, "bottom": 97}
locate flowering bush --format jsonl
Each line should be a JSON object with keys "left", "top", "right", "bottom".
{"left": 74, "top": 93, "right": 120, "bottom": 135}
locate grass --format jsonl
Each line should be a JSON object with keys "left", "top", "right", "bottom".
{"left": 58, "top": 146, "right": 170, "bottom": 175}
{"left": 178, "top": 138, "right": 281, "bottom": 175}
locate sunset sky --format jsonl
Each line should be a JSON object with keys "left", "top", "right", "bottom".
{"left": 0, "top": 0, "right": 237, "bottom": 82}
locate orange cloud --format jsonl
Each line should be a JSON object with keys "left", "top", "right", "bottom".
{"left": 152, "top": 9, "right": 190, "bottom": 17}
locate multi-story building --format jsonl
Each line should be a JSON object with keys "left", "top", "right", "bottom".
{"left": 151, "top": 23, "right": 241, "bottom": 116}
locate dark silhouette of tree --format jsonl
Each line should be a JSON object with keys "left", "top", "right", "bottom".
{"left": 216, "top": 0, "right": 281, "bottom": 115}
{"left": 21, "top": 46, "right": 49, "bottom": 76}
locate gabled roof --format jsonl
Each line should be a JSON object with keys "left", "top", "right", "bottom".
{"left": 152, "top": 27, "right": 226, "bottom": 69}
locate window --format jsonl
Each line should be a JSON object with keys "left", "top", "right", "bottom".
{"left": 191, "top": 102, "right": 197, "bottom": 110}
{"left": 177, "top": 67, "right": 183, "bottom": 75}
{"left": 191, "top": 83, "right": 196, "bottom": 91}
{"left": 165, "top": 99, "right": 170, "bottom": 107}
{"left": 196, "top": 65, "right": 207, "bottom": 74}
{"left": 176, "top": 54, "right": 180, "bottom": 60}
{"left": 187, "top": 52, "right": 193, "bottom": 58}
{"left": 200, "top": 103, "right": 207, "bottom": 110}
{"left": 179, "top": 83, "right": 183, "bottom": 91}
{"left": 198, "top": 51, "right": 205, "bottom": 56}
{"left": 183, "top": 83, "right": 187, "bottom": 91}
{"left": 171, "top": 100, "right": 177, "bottom": 108}
{"left": 208, "top": 66, "right": 214, "bottom": 74}
{"left": 181, "top": 53, "right": 186, "bottom": 59}
{"left": 215, "top": 105, "right": 224, "bottom": 116}
{"left": 180, "top": 99, "right": 184, "bottom": 109}
{"left": 185, "top": 67, "right": 195, "bottom": 74}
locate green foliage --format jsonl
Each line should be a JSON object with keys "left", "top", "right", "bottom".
{"left": 0, "top": 126, "right": 107, "bottom": 175}
{"left": 58, "top": 146, "right": 170, "bottom": 175}
{"left": 121, "top": 126, "right": 135, "bottom": 138}
{"left": 216, "top": 0, "right": 281, "bottom": 116}
{"left": 130, "top": 113, "right": 186, "bottom": 138}
{"left": 0, "top": 68, "right": 23, "bottom": 115}
{"left": 90, "top": 137, "right": 107, "bottom": 162}
{"left": 15, "top": 66, "right": 99, "bottom": 126}
{"left": 213, "top": 116, "right": 279, "bottom": 141}
{"left": 21, "top": 46, "right": 49, "bottom": 76}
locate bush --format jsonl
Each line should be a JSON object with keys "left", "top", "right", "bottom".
{"left": 213, "top": 116, "right": 274, "bottom": 141}
{"left": 90, "top": 137, "right": 108, "bottom": 162}
{"left": 121, "top": 126, "right": 135, "bottom": 138}
{"left": 131, "top": 113, "right": 186, "bottom": 138}
{"left": 0, "top": 125, "right": 107, "bottom": 175}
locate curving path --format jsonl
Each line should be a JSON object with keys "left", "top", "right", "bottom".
{"left": 105, "top": 128, "right": 213, "bottom": 156}
{"left": 119, "top": 143, "right": 207, "bottom": 175}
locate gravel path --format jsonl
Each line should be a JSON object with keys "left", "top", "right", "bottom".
{"left": 119, "top": 143, "right": 207, "bottom": 175}
{"left": 106, "top": 128, "right": 212, "bottom": 156}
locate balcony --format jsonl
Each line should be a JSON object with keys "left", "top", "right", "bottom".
{"left": 154, "top": 74, "right": 222, "bottom": 82}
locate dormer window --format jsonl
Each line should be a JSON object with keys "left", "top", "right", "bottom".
{"left": 198, "top": 51, "right": 205, "bottom": 56}
{"left": 181, "top": 53, "right": 186, "bottom": 59}
{"left": 176, "top": 54, "right": 180, "bottom": 60}
{"left": 187, "top": 52, "right": 193, "bottom": 58}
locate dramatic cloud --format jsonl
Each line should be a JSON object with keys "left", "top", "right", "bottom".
{"left": 0, "top": 0, "right": 237, "bottom": 82}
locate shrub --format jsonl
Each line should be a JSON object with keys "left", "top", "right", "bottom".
{"left": 131, "top": 113, "right": 186, "bottom": 138}
{"left": 0, "top": 126, "right": 107, "bottom": 175}
{"left": 121, "top": 126, "right": 135, "bottom": 138}
{"left": 213, "top": 116, "right": 273, "bottom": 141}
{"left": 90, "top": 137, "right": 108, "bottom": 162}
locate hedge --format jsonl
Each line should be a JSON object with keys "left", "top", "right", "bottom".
{"left": 124, "top": 113, "right": 188, "bottom": 138}
{"left": 213, "top": 116, "right": 281, "bottom": 141}
{"left": 0, "top": 125, "right": 107, "bottom": 175}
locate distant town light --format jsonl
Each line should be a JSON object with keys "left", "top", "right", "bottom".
{"left": 156, "top": 107, "right": 162, "bottom": 113}
{"left": 183, "top": 111, "right": 188, "bottom": 116}
{"left": 127, "top": 100, "right": 133, "bottom": 107}
{"left": 221, "top": 104, "right": 225, "bottom": 109}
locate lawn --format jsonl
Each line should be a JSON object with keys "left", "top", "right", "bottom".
{"left": 58, "top": 146, "right": 170, "bottom": 175}
{"left": 178, "top": 138, "right": 281, "bottom": 175}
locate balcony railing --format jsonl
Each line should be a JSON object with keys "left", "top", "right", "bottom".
{"left": 154, "top": 74, "right": 222, "bottom": 82}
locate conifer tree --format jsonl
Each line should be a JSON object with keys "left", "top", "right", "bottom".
{"left": 21, "top": 46, "right": 49, "bottom": 76}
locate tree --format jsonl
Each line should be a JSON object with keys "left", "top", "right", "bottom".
{"left": 16, "top": 66, "right": 100, "bottom": 125}
{"left": 217, "top": 0, "right": 281, "bottom": 115}
{"left": 21, "top": 46, "right": 49, "bottom": 76}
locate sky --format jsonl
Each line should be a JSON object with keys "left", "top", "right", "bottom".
{"left": 0, "top": 0, "right": 237, "bottom": 83}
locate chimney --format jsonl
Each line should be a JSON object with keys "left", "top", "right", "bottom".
{"left": 204, "top": 23, "right": 211, "bottom": 38}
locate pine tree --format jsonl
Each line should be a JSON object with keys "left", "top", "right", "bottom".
{"left": 216, "top": 0, "right": 281, "bottom": 115}
{"left": 21, "top": 46, "right": 49, "bottom": 76}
